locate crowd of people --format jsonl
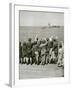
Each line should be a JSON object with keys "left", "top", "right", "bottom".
{"left": 19, "top": 36, "right": 64, "bottom": 67}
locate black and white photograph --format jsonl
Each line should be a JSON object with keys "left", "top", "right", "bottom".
{"left": 19, "top": 10, "right": 64, "bottom": 79}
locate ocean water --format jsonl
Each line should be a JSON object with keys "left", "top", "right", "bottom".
{"left": 19, "top": 26, "right": 64, "bottom": 43}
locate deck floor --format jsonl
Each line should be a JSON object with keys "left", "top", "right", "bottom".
{"left": 19, "top": 64, "right": 64, "bottom": 79}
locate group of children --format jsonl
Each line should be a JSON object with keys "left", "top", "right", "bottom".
{"left": 19, "top": 36, "right": 64, "bottom": 67}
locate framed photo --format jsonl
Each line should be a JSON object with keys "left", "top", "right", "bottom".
{"left": 9, "top": 3, "right": 70, "bottom": 87}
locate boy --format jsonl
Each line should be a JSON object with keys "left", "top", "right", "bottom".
{"left": 40, "top": 44, "right": 46, "bottom": 65}
{"left": 26, "top": 38, "right": 32, "bottom": 65}
{"left": 19, "top": 42, "right": 22, "bottom": 63}
{"left": 22, "top": 42, "right": 27, "bottom": 64}
{"left": 45, "top": 38, "right": 50, "bottom": 64}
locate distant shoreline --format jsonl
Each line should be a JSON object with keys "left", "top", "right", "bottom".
{"left": 19, "top": 26, "right": 64, "bottom": 28}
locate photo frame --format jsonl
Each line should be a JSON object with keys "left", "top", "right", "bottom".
{"left": 9, "top": 3, "right": 70, "bottom": 87}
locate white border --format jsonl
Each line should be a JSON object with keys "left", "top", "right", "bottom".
{"left": 10, "top": 3, "right": 70, "bottom": 87}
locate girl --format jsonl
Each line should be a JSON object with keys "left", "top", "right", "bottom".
{"left": 57, "top": 42, "right": 64, "bottom": 67}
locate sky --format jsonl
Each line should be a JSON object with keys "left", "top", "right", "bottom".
{"left": 19, "top": 10, "right": 64, "bottom": 26}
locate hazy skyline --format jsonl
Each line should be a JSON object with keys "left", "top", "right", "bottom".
{"left": 19, "top": 10, "right": 64, "bottom": 26}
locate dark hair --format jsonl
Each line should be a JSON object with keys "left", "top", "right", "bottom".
{"left": 59, "top": 43, "right": 62, "bottom": 48}
{"left": 23, "top": 42, "right": 26, "bottom": 46}
{"left": 19, "top": 42, "right": 21, "bottom": 45}
{"left": 28, "top": 38, "right": 32, "bottom": 41}
{"left": 46, "top": 38, "right": 49, "bottom": 41}
{"left": 36, "top": 37, "right": 38, "bottom": 41}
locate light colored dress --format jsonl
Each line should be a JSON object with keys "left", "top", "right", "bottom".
{"left": 57, "top": 48, "right": 64, "bottom": 66}
{"left": 35, "top": 51, "right": 39, "bottom": 63}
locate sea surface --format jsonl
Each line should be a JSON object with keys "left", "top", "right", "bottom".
{"left": 19, "top": 26, "right": 64, "bottom": 43}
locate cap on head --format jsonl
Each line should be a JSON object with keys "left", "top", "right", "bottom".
{"left": 23, "top": 42, "right": 26, "bottom": 45}
{"left": 28, "top": 38, "right": 32, "bottom": 41}
{"left": 46, "top": 37, "right": 49, "bottom": 41}
{"left": 19, "top": 42, "right": 21, "bottom": 45}
{"left": 59, "top": 42, "right": 62, "bottom": 48}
